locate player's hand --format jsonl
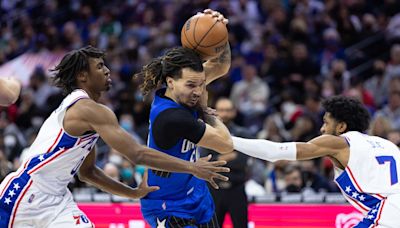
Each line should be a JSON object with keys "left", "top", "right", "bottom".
{"left": 203, "top": 107, "right": 218, "bottom": 117}
{"left": 192, "top": 154, "right": 230, "bottom": 189}
{"left": 203, "top": 9, "right": 228, "bottom": 24}
{"left": 133, "top": 170, "right": 160, "bottom": 198}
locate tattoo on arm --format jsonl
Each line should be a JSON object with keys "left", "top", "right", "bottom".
{"left": 203, "top": 114, "right": 217, "bottom": 127}
{"left": 210, "top": 43, "right": 231, "bottom": 65}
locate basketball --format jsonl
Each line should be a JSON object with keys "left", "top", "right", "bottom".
{"left": 181, "top": 13, "right": 228, "bottom": 59}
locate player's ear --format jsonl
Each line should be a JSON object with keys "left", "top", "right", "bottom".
{"left": 77, "top": 71, "right": 88, "bottom": 83}
{"left": 337, "top": 121, "right": 347, "bottom": 134}
{"left": 166, "top": 76, "right": 174, "bottom": 89}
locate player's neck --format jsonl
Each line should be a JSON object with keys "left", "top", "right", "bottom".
{"left": 79, "top": 88, "right": 101, "bottom": 101}
{"left": 164, "top": 89, "right": 178, "bottom": 104}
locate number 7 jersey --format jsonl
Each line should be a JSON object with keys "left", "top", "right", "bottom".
{"left": 335, "top": 131, "right": 400, "bottom": 214}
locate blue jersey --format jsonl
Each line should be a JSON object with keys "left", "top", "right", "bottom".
{"left": 140, "top": 89, "right": 214, "bottom": 225}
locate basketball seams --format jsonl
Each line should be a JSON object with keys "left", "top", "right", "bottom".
{"left": 182, "top": 24, "right": 196, "bottom": 49}
{"left": 192, "top": 16, "right": 201, "bottom": 48}
{"left": 195, "top": 19, "right": 219, "bottom": 49}
{"left": 181, "top": 14, "right": 228, "bottom": 58}
{"left": 196, "top": 34, "right": 228, "bottom": 47}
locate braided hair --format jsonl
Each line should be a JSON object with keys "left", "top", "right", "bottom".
{"left": 135, "top": 47, "right": 203, "bottom": 96}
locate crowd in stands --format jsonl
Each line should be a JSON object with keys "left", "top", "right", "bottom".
{"left": 1, "top": 0, "right": 400, "bottom": 200}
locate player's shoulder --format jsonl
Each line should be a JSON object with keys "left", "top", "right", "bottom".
{"left": 309, "top": 134, "right": 349, "bottom": 149}
{"left": 69, "top": 98, "right": 113, "bottom": 120}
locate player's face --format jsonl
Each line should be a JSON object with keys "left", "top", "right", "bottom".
{"left": 320, "top": 112, "right": 341, "bottom": 136}
{"left": 168, "top": 68, "right": 205, "bottom": 107}
{"left": 87, "top": 57, "right": 112, "bottom": 92}
{"left": 216, "top": 99, "right": 236, "bottom": 124}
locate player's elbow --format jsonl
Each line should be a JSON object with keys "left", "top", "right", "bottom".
{"left": 220, "top": 137, "right": 233, "bottom": 154}
{"left": 130, "top": 145, "right": 146, "bottom": 165}
{"left": 214, "top": 136, "right": 233, "bottom": 154}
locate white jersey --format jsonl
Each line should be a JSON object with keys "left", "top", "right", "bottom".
{"left": 334, "top": 131, "right": 400, "bottom": 214}
{"left": 0, "top": 89, "right": 98, "bottom": 228}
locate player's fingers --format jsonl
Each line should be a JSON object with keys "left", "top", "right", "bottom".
{"left": 148, "top": 186, "right": 160, "bottom": 192}
{"left": 213, "top": 173, "right": 229, "bottom": 181}
{"left": 200, "top": 154, "right": 212, "bottom": 161}
{"left": 208, "top": 179, "right": 219, "bottom": 189}
{"left": 210, "top": 166, "right": 230, "bottom": 173}
{"left": 209, "top": 160, "right": 227, "bottom": 166}
{"left": 212, "top": 12, "right": 220, "bottom": 17}
{"left": 203, "top": 9, "right": 213, "bottom": 14}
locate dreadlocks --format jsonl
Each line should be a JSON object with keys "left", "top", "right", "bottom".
{"left": 135, "top": 47, "right": 203, "bottom": 96}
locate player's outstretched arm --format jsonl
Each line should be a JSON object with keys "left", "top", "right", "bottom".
{"left": 78, "top": 148, "right": 159, "bottom": 199}
{"left": 232, "top": 135, "right": 346, "bottom": 161}
{"left": 0, "top": 77, "right": 21, "bottom": 106}
{"left": 78, "top": 100, "right": 230, "bottom": 188}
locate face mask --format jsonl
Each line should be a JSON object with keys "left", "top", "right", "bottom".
{"left": 109, "top": 154, "right": 123, "bottom": 165}
{"left": 302, "top": 170, "right": 314, "bottom": 181}
{"left": 374, "top": 69, "right": 384, "bottom": 76}
{"left": 286, "top": 184, "right": 301, "bottom": 192}
{"left": 136, "top": 165, "right": 146, "bottom": 175}
{"left": 333, "top": 72, "right": 342, "bottom": 79}
{"left": 121, "top": 168, "right": 134, "bottom": 181}
{"left": 120, "top": 120, "right": 133, "bottom": 132}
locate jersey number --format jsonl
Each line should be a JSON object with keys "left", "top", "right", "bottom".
{"left": 376, "top": 156, "right": 398, "bottom": 185}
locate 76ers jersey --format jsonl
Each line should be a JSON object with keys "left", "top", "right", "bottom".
{"left": 335, "top": 131, "right": 400, "bottom": 214}
{"left": 0, "top": 89, "right": 99, "bottom": 197}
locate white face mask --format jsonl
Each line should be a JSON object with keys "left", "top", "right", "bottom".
{"left": 109, "top": 154, "right": 123, "bottom": 166}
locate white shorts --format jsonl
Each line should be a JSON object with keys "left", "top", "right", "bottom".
{"left": 0, "top": 172, "right": 94, "bottom": 228}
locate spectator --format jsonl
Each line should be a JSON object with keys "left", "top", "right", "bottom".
{"left": 201, "top": 98, "right": 251, "bottom": 228}
{"left": 368, "top": 115, "right": 392, "bottom": 138}
{"left": 283, "top": 164, "right": 303, "bottom": 193}
{"left": 374, "top": 78, "right": 400, "bottom": 129}
{"left": 230, "top": 64, "right": 270, "bottom": 129}
{"left": 364, "top": 60, "right": 388, "bottom": 108}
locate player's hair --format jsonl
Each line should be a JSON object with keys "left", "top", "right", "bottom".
{"left": 322, "top": 96, "right": 370, "bottom": 132}
{"left": 135, "top": 47, "right": 203, "bottom": 96}
{"left": 51, "top": 46, "right": 105, "bottom": 94}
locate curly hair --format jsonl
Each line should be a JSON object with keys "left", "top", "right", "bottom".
{"left": 322, "top": 96, "right": 370, "bottom": 132}
{"left": 135, "top": 47, "right": 203, "bottom": 96}
{"left": 50, "top": 46, "right": 105, "bottom": 95}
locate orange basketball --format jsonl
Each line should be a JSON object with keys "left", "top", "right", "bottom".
{"left": 181, "top": 13, "right": 228, "bottom": 59}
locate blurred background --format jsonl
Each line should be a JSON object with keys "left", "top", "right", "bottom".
{"left": 1, "top": 0, "right": 400, "bottom": 227}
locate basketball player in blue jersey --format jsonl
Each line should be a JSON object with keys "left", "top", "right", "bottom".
{"left": 0, "top": 46, "right": 229, "bottom": 228}
{"left": 135, "top": 12, "right": 233, "bottom": 228}
{"left": 232, "top": 96, "right": 400, "bottom": 227}
{"left": 0, "top": 77, "right": 21, "bottom": 106}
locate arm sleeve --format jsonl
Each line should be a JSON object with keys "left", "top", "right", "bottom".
{"left": 152, "top": 108, "right": 206, "bottom": 149}
{"left": 232, "top": 136, "right": 297, "bottom": 162}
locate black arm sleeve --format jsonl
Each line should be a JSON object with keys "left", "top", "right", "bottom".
{"left": 152, "top": 108, "right": 206, "bottom": 150}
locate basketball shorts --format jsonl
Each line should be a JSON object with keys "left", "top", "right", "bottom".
{"left": 0, "top": 172, "right": 94, "bottom": 228}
